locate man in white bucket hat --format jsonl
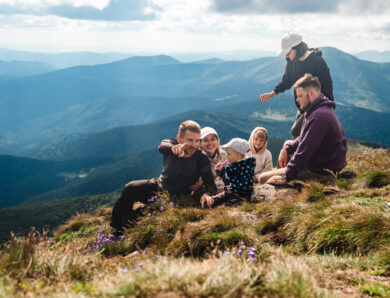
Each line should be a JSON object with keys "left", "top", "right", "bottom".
{"left": 279, "top": 33, "right": 302, "bottom": 57}
{"left": 259, "top": 33, "right": 334, "bottom": 141}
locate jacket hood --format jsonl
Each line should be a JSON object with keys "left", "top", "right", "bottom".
{"left": 249, "top": 127, "right": 269, "bottom": 154}
{"left": 306, "top": 93, "right": 336, "bottom": 117}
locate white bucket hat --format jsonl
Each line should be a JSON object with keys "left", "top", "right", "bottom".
{"left": 222, "top": 138, "right": 250, "bottom": 155}
{"left": 279, "top": 33, "right": 302, "bottom": 57}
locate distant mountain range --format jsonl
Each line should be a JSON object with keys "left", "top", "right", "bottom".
{"left": 1, "top": 46, "right": 390, "bottom": 152}
{"left": 0, "top": 48, "right": 275, "bottom": 69}
{"left": 0, "top": 60, "right": 55, "bottom": 77}
{"left": 354, "top": 50, "right": 390, "bottom": 63}
{"left": 0, "top": 48, "right": 132, "bottom": 69}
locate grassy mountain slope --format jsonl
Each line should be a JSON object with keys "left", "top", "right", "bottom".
{"left": 0, "top": 146, "right": 389, "bottom": 297}
{"left": 0, "top": 155, "right": 117, "bottom": 208}
{"left": 0, "top": 192, "right": 118, "bottom": 242}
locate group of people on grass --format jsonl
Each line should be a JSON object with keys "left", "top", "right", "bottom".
{"left": 111, "top": 33, "right": 348, "bottom": 235}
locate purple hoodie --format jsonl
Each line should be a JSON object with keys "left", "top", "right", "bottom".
{"left": 284, "top": 94, "right": 347, "bottom": 181}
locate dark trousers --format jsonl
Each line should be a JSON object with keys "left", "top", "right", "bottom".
{"left": 212, "top": 192, "right": 248, "bottom": 207}
{"left": 291, "top": 110, "right": 304, "bottom": 139}
{"left": 111, "top": 178, "right": 162, "bottom": 231}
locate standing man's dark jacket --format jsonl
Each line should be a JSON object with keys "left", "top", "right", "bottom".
{"left": 158, "top": 139, "right": 217, "bottom": 194}
{"left": 283, "top": 94, "right": 347, "bottom": 181}
{"left": 274, "top": 50, "right": 334, "bottom": 108}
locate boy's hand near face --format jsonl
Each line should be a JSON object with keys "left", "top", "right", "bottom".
{"left": 215, "top": 163, "right": 224, "bottom": 171}
{"left": 215, "top": 160, "right": 228, "bottom": 171}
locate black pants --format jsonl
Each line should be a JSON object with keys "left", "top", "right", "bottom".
{"left": 291, "top": 110, "right": 304, "bottom": 139}
{"left": 111, "top": 178, "right": 162, "bottom": 231}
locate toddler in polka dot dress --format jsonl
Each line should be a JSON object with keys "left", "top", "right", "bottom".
{"left": 200, "top": 138, "right": 256, "bottom": 208}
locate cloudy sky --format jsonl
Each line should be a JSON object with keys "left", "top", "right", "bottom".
{"left": 0, "top": 0, "right": 389, "bottom": 54}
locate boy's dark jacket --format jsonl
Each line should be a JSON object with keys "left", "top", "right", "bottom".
{"left": 284, "top": 94, "right": 347, "bottom": 181}
{"left": 217, "top": 157, "right": 256, "bottom": 197}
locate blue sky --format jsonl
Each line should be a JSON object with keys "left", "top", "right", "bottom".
{"left": 0, "top": 0, "right": 389, "bottom": 54}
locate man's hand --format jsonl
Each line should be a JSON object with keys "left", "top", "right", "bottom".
{"left": 278, "top": 148, "right": 288, "bottom": 168}
{"left": 259, "top": 91, "right": 276, "bottom": 103}
{"left": 266, "top": 175, "right": 286, "bottom": 185}
{"left": 171, "top": 143, "right": 189, "bottom": 157}
{"left": 200, "top": 193, "right": 214, "bottom": 208}
{"left": 189, "top": 178, "right": 203, "bottom": 191}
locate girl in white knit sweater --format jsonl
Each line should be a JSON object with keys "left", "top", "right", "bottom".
{"left": 248, "top": 127, "right": 273, "bottom": 183}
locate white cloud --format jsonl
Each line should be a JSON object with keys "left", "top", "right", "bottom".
{"left": 0, "top": 0, "right": 110, "bottom": 9}
{"left": 0, "top": 0, "right": 389, "bottom": 53}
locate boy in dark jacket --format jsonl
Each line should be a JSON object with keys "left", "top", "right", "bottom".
{"left": 201, "top": 138, "right": 256, "bottom": 208}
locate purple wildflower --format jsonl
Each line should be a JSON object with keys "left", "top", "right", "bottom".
{"left": 160, "top": 206, "right": 165, "bottom": 211}
{"left": 224, "top": 251, "right": 231, "bottom": 256}
{"left": 146, "top": 259, "right": 152, "bottom": 264}
{"left": 240, "top": 245, "right": 246, "bottom": 250}
{"left": 122, "top": 268, "right": 128, "bottom": 273}
{"left": 169, "top": 201, "right": 174, "bottom": 206}
{"left": 248, "top": 247, "right": 257, "bottom": 262}
{"left": 147, "top": 213, "right": 151, "bottom": 217}
{"left": 159, "top": 228, "right": 164, "bottom": 232}
{"left": 136, "top": 263, "right": 143, "bottom": 269}
{"left": 237, "top": 250, "right": 243, "bottom": 257}
{"left": 48, "top": 240, "right": 53, "bottom": 245}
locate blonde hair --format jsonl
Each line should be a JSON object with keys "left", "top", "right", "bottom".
{"left": 254, "top": 129, "right": 267, "bottom": 140}
{"left": 178, "top": 120, "right": 201, "bottom": 138}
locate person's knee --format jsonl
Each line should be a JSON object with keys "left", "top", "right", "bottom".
{"left": 259, "top": 173, "right": 270, "bottom": 184}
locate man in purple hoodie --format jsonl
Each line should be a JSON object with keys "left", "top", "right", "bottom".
{"left": 260, "top": 74, "right": 347, "bottom": 185}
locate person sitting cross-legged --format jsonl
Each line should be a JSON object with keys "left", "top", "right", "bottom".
{"left": 259, "top": 73, "right": 347, "bottom": 185}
